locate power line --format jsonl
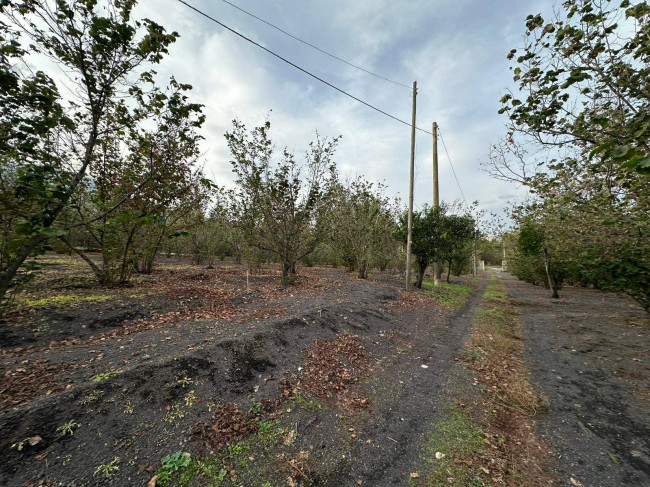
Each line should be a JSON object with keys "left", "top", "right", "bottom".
{"left": 219, "top": 0, "right": 411, "bottom": 89}
{"left": 438, "top": 128, "right": 467, "bottom": 204}
{"left": 176, "top": 0, "right": 434, "bottom": 136}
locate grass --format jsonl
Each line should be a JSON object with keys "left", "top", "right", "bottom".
{"left": 416, "top": 404, "right": 487, "bottom": 486}
{"left": 421, "top": 279, "right": 474, "bottom": 309}
{"left": 467, "top": 276, "right": 547, "bottom": 417}
{"left": 415, "top": 273, "right": 552, "bottom": 486}
{"left": 22, "top": 293, "right": 112, "bottom": 308}
{"left": 155, "top": 418, "right": 297, "bottom": 486}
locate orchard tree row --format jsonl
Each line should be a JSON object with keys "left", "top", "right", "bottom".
{"left": 489, "top": 0, "right": 650, "bottom": 310}
{"left": 0, "top": 0, "right": 484, "bottom": 304}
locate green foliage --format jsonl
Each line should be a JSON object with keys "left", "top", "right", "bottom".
{"left": 226, "top": 119, "right": 339, "bottom": 284}
{"left": 0, "top": 0, "right": 193, "bottom": 300}
{"left": 157, "top": 452, "right": 193, "bottom": 486}
{"left": 421, "top": 280, "right": 473, "bottom": 309}
{"left": 493, "top": 0, "right": 650, "bottom": 309}
{"left": 327, "top": 177, "right": 400, "bottom": 278}
{"left": 417, "top": 405, "right": 486, "bottom": 486}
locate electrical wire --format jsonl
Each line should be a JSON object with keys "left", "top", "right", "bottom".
{"left": 219, "top": 0, "right": 411, "bottom": 89}
{"left": 176, "top": 0, "right": 434, "bottom": 136}
{"left": 438, "top": 128, "right": 467, "bottom": 204}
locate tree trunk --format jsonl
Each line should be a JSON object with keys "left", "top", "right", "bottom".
{"left": 446, "top": 259, "right": 452, "bottom": 283}
{"left": 59, "top": 236, "right": 104, "bottom": 282}
{"left": 281, "top": 260, "right": 294, "bottom": 285}
{"left": 0, "top": 233, "right": 48, "bottom": 301}
{"left": 358, "top": 263, "right": 367, "bottom": 279}
{"left": 415, "top": 262, "right": 426, "bottom": 289}
{"left": 543, "top": 248, "right": 559, "bottom": 299}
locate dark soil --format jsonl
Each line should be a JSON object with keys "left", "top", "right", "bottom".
{"left": 500, "top": 270, "right": 650, "bottom": 487}
{"left": 0, "top": 255, "right": 485, "bottom": 487}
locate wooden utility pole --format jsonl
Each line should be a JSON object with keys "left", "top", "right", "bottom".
{"left": 432, "top": 122, "right": 442, "bottom": 285}
{"left": 405, "top": 81, "right": 417, "bottom": 291}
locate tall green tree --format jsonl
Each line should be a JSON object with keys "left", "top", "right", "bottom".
{"left": 328, "top": 178, "right": 398, "bottom": 279}
{"left": 490, "top": 0, "right": 650, "bottom": 309}
{"left": 397, "top": 205, "right": 446, "bottom": 289}
{"left": 0, "top": 0, "right": 179, "bottom": 300}
{"left": 226, "top": 119, "right": 339, "bottom": 284}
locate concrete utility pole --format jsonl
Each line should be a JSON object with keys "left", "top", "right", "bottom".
{"left": 405, "top": 81, "right": 417, "bottom": 291}
{"left": 432, "top": 122, "right": 442, "bottom": 285}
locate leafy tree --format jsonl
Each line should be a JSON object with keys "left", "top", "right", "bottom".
{"left": 516, "top": 222, "right": 560, "bottom": 298}
{"left": 396, "top": 205, "right": 445, "bottom": 289}
{"left": 499, "top": 0, "right": 650, "bottom": 173}
{"left": 327, "top": 178, "right": 398, "bottom": 279}
{"left": 0, "top": 0, "right": 179, "bottom": 299}
{"left": 490, "top": 0, "right": 650, "bottom": 309}
{"left": 226, "top": 120, "right": 339, "bottom": 284}
{"left": 439, "top": 213, "right": 475, "bottom": 284}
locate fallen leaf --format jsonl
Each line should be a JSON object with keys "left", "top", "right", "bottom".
{"left": 147, "top": 475, "right": 158, "bottom": 487}
{"left": 35, "top": 452, "right": 49, "bottom": 460}
{"left": 356, "top": 479, "right": 362, "bottom": 485}
{"left": 570, "top": 478, "right": 583, "bottom": 487}
{"left": 28, "top": 436, "right": 42, "bottom": 446}
{"left": 283, "top": 430, "right": 295, "bottom": 446}
{"left": 481, "top": 467, "right": 490, "bottom": 474}
{"left": 410, "top": 472, "right": 419, "bottom": 478}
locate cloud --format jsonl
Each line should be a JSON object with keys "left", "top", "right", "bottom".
{"left": 134, "top": 0, "right": 541, "bottom": 217}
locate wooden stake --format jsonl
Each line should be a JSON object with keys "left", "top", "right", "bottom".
{"left": 405, "top": 81, "right": 417, "bottom": 291}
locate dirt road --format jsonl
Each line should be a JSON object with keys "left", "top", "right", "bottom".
{"left": 500, "top": 271, "right": 650, "bottom": 486}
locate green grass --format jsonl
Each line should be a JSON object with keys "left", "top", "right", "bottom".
{"left": 22, "top": 293, "right": 112, "bottom": 308}
{"left": 416, "top": 404, "right": 487, "bottom": 486}
{"left": 155, "top": 419, "right": 295, "bottom": 486}
{"left": 421, "top": 279, "right": 474, "bottom": 309}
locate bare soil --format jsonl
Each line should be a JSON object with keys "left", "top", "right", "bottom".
{"left": 0, "top": 254, "right": 482, "bottom": 486}
{"left": 500, "top": 270, "right": 650, "bottom": 486}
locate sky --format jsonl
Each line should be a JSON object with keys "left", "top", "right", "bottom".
{"left": 130, "top": 0, "right": 555, "bottom": 219}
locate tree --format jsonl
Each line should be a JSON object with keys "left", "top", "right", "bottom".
{"left": 439, "top": 213, "right": 475, "bottom": 284}
{"left": 490, "top": 0, "right": 650, "bottom": 309}
{"left": 0, "top": 0, "right": 179, "bottom": 300}
{"left": 328, "top": 178, "right": 398, "bottom": 279}
{"left": 517, "top": 222, "right": 560, "bottom": 298}
{"left": 396, "top": 205, "right": 445, "bottom": 289}
{"left": 226, "top": 120, "right": 339, "bottom": 284}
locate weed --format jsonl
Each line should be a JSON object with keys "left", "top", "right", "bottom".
{"left": 183, "top": 390, "right": 198, "bottom": 407}
{"left": 422, "top": 280, "right": 473, "bottom": 309}
{"left": 176, "top": 375, "right": 194, "bottom": 388}
{"left": 156, "top": 451, "right": 192, "bottom": 485}
{"left": 293, "top": 392, "right": 319, "bottom": 412}
{"left": 418, "top": 405, "right": 486, "bottom": 486}
{"left": 462, "top": 348, "right": 481, "bottom": 363}
{"left": 57, "top": 420, "right": 81, "bottom": 437}
{"left": 90, "top": 371, "right": 119, "bottom": 383}
{"left": 249, "top": 398, "right": 263, "bottom": 416}
{"left": 164, "top": 404, "right": 188, "bottom": 425}
{"left": 123, "top": 401, "right": 134, "bottom": 414}
{"left": 94, "top": 457, "right": 120, "bottom": 478}
{"left": 257, "top": 420, "right": 273, "bottom": 434}
{"left": 80, "top": 389, "right": 102, "bottom": 404}
{"left": 23, "top": 293, "right": 111, "bottom": 309}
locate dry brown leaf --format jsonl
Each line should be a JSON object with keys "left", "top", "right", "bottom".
{"left": 410, "top": 472, "right": 419, "bottom": 478}
{"left": 147, "top": 475, "right": 158, "bottom": 487}
{"left": 570, "top": 478, "right": 583, "bottom": 487}
{"left": 28, "top": 436, "right": 43, "bottom": 446}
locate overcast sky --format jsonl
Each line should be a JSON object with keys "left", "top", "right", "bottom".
{"left": 134, "top": 0, "right": 555, "bottom": 219}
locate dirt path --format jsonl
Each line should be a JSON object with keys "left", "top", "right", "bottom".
{"left": 328, "top": 275, "right": 489, "bottom": 486}
{"left": 499, "top": 271, "right": 650, "bottom": 486}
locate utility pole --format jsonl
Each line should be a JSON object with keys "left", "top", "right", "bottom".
{"left": 432, "top": 122, "right": 442, "bottom": 285}
{"left": 405, "top": 81, "right": 417, "bottom": 291}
